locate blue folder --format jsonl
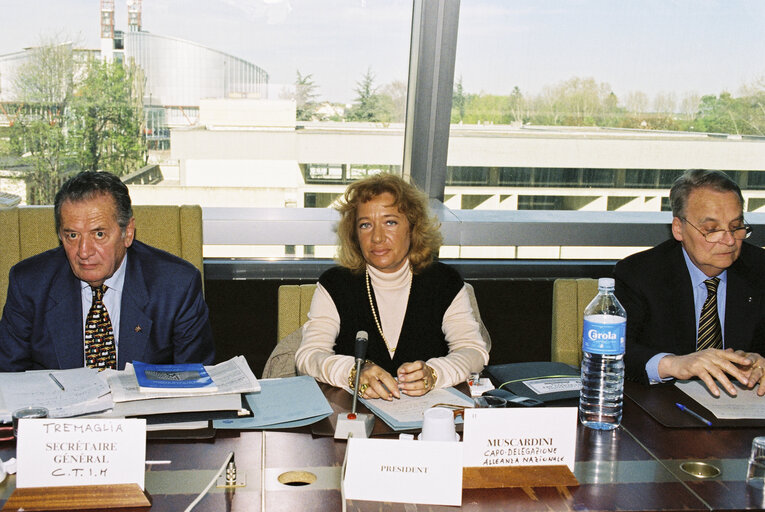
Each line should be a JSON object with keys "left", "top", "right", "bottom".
{"left": 213, "top": 375, "right": 332, "bottom": 430}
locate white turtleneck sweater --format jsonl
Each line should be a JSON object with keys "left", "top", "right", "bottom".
{"left": 295, "top": 263, "right": 489, "bottom": 389}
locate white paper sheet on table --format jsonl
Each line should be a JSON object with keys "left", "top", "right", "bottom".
{"left": 356, "top": 387, "right": 474, "bottom": 430}
{"left": 0, "top": 368, "right": 111, "bottom": 422}
{"left": 675, "top": 379, "right": 765, "bottom": 419}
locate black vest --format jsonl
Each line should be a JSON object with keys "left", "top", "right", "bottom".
{"left": 320, "top": 262, "right": 463, "bottom": 375}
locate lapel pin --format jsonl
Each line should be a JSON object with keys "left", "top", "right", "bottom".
{"left": 749, "top": 297, "right": 753, "bottom": 303}
{"left": 134, "top": 325, "right": 142, "bottom": 333}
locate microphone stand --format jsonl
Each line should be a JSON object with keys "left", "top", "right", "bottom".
{"left": 334, "top": 331, "right": 375, "bottom": 439}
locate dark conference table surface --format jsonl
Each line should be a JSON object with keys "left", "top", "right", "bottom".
{"left": 0, "top": 381, "right": 761, "bottom": 512}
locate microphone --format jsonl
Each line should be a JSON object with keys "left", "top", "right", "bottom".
{"left": 334, "top": 330, "right": 375, "bottom": 439}
{"left": 350, "top": 331, "right": 368, "bottom": 415}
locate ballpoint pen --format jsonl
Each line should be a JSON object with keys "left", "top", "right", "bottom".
{"left": 48, "top": 373, "right": 65, "bottom": 391}
{"left": 675, "top": 402, "right": 712, "bottom": 427}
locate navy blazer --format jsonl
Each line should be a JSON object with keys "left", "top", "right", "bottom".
{"left": 614, "top": 239, "right": 765, "bottom": 383}
{"left": 0, "top": 240, "right": 214, "bottom": 371}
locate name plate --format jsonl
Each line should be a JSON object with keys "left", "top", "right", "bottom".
{"left": 16, "top": 418, "right": 146, "bottom": 489}
{"left": 343, "top": 438, "right": 463, "bottom": 506}
{"left": 462, "top": 408, "right": 577, "bottom": 470}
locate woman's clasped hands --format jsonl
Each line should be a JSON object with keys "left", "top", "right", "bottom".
{"left": 357, "top": 360, "right": 437, "bottom": 401}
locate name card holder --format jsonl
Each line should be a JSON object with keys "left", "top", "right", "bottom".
{"left": 2, "top": 483, "right": 152, "bottom": 511}
{"left": 461, "top": 408, "right": 579, "bottom": 489}
{"left": 463, "top": 465, "right": 578, "bottom": 489}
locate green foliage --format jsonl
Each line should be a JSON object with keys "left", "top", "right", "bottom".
{"left": 447, "top": 74, "right": 765, "bottom": 136}
{"left": 7, "top": 41, "right": 76, "bottom": 203}
{"left": 293, "top": 70, "right": 319, "bottom": 121}
{"left": 345, "top": 68, "right": 397, "bottom": 123}
{"left": 9, "top": 119, "right": 71, "bottom": 204}
{"left": 7, "top": 40, "right": 146, "bottom": 204}
{"left": 451, "top": 76, "right": 466, "bottom": 123}
{"left": 687, "top": 92, "right": 765, "bottom": 135}
{"left": 69, "top": 59, "right": 146, "bottom": 175}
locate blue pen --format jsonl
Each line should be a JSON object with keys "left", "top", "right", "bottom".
{"left": 675, "top": 402, "right": 712, "bottom": 426}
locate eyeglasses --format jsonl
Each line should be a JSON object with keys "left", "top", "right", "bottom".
{"left": 680, "top": 217, "right": 752, "bottom": 243}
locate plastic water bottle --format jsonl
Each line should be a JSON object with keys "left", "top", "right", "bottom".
{"left": 579, "top": 277, "right": 626, "bottom": 430}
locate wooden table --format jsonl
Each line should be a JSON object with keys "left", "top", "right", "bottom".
{"left": 0, "top": 383, "right": 758, "bottom": 511}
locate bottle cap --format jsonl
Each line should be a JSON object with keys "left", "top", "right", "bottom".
{"left": 598, "top": 277, "right": 615, "bottom": 288}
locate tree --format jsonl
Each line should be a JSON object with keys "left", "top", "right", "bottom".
{"left": 452, "top": 75, "right": 466, "bottom": 123}
{"left": 9, "top": 40, "right": 76, "bottom": 204}
{"left": 679, "top": 92, "right": 701, "bottom": 119}
{"left": 346, "top": 68, "right": 389, "bottom": 122}
{"left": 653, "top": 92, "right": 677, "bottom": 114}
{"left": 293, "top": 70, "right": 319, "bottom": 121}
{"left": 69, "top": 58, "right": 146, "bottom": 175}
{"left": 379, "top": 80, "right": 407, "bottom": 123}
{"left": 9, "top": 39, "right": 146, "bottom": 203}
{"left": 508, "top": 86, "right": 527, "bottom": 124}
{"left": 624, "top": 91, "right": 649, "bottom": 116}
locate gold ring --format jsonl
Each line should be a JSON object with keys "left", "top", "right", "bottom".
{"left": 358, "top": 383, "right": 369, "bottom": 397}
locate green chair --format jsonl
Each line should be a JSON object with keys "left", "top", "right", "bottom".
{"left": 550, "top": 278, "right": 598, "bottom": 366}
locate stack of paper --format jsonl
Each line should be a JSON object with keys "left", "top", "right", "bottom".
{"left": 0, "top": 368, "right": 112, "bottom": 422}
{"left": 0, "top": 356, "right": 260, "bottom": 427}
{"left": 100, "top": 356, "right": 259, "bottom": 423}
{"left": 107, "top": 355, "right": 260, "bottom": 402}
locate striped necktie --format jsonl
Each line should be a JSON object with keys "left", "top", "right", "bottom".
{"left": 84, "top": 285, "right": 117, "bottom": 370}
{"left": 697, "top": 277, "right": 722, "bottom": 351}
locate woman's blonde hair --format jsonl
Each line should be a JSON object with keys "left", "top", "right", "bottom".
{"left": 335, "top": 173, "right": 442, "bottom": 274}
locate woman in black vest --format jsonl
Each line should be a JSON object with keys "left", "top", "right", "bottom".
{"left": 295, "top": 173, "right": 489, "bottom": 400}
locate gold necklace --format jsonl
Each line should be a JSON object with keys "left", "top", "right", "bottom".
{"left": 365, "top": 265, "right": 413, "bottom": 354}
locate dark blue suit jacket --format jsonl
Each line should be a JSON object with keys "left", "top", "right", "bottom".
{"left": 614, "top": 239, "right": 765, "bottom": 383}
{"left": 0, "top": 240, "right": 215, "bottom": 371}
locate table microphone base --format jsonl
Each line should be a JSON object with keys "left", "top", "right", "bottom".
{"left": 334, "top": 412, "right": 374, "bottom": 439}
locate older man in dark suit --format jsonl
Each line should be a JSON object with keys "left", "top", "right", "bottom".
{"left": 0, "top": 171, "right": 214, "bottom": 371}
{"left": 615, "top": 169, "right": 765, "bottom": 396}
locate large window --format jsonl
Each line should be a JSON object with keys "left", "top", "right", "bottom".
{"left": 450, "top": 1, "right": 765, "bottom": 212}
{"left": 3, "top": 1, "right": 765, "bottom": 261}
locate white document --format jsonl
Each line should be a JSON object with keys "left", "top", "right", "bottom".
{"left": 358, "top": 387, "right": 474, "bottom": 430}
{"left": 462, "top": 407, "right": 578, "bottom": 471}
{"left": 675, "top": 379, "right": 765, "bottom": 419}
{"left": 0, "top": 368, "right": 112, "bottom": 422}
{"left": 343, "top": 438, "right": 463, "bottom": 506}
{"left": 524, "top": 377, "right": 581, "bottom": 395}
{"left": 16, "top": 418, "right": 146, "bottom": 489}
{"left": 107, "top": 355, "right": 259, "bottom": 402}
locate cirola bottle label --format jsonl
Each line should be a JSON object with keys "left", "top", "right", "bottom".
{"left": 582, "top": 318, "right": 625, "bottom": 355}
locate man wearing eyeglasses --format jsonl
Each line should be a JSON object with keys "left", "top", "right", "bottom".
{"left": 615, "top": 169, "right": 765, "bottom": 396}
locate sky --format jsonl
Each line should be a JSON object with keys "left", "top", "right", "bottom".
{"left": 2, "top": 0, "right": 765, "bottom": 105}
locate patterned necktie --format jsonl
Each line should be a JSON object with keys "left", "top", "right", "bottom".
{"left": 697, "top": 277, "right": 722, "bottom": 351}
{"left": 84, "top": 285, "right": 117, "bottom": 370}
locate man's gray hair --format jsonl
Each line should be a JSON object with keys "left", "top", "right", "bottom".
{"left": 54, "top": 171, "right": 133, "bottom": 235}
{"left": 669, "top": 169, "right": 744, "bottom": 218}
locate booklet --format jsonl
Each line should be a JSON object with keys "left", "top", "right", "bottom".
{"left": 133, "top": 361, "right": 217, "bottom": 393}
